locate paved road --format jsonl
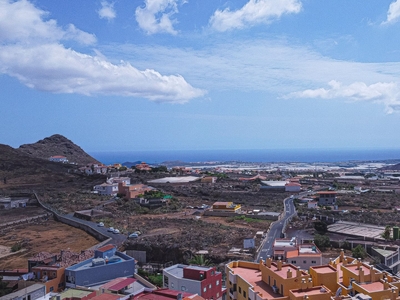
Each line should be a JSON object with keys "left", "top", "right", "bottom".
{"left": 256, "top": 196, "right": 297, "bottom": 262}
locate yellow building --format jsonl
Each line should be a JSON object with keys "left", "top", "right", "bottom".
{"left": 212, "top": 202, "right": 241, "bottom": 213}
{"left": 226, "top": 258, "right": 331, "bottom": 300}
{"left": 227, "top": 251, "right": 400, "bottom": 300}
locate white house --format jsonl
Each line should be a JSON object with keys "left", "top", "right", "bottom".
{"left": 49, "top": 155, "right": 68, "bottom": 163}
{"left": 93, "top": 183, "right": 119, "bottom": 196}
{"left": 285, "top": 182, "right": 301, "bottom": 192}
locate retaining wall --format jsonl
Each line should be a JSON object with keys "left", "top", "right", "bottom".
{"left": 203, "top": 210, "right": 280, "bottom": 220}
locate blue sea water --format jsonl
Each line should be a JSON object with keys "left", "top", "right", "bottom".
{"left": 89, "top": 148, "right": 400, "bottom": 165}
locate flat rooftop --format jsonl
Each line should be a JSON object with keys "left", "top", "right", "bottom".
{"left": 229, "top": 266, "right": 282, "bottom": 299}
{"left": 148, "top": 176, "right": 200, "bottom": 184}
{"left": 66, "top": 252, "right": 132, "bottom": 272}
{"left": 328, "top": 221, "right": 385, "bottom": 240}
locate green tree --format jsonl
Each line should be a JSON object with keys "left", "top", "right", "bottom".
{"left": 352, "top": 245, "right": 367, "bottom": 259}
{"left": 382, "top": 226, "right": 391, "bottom": 240}
{"left": 189, "top": 255, "right": 211, "bottom": 266}
{"left": 314, "top": 234, "right": 330, "bottom": 249}
{"left": 314, "top": 221, "right": 328, "bottom": 233}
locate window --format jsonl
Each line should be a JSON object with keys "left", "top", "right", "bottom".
{"left": 311, "top": 261, "right": 316, "bottom": 264}
{"left": 216, "top": 280, "right": 220, "bottom": 286}
{"left": 204, "top": 287, "right": 207, "bottom": 292}
{"left": 209, "top": 284, "right": 212, "bottom": 289}
{"left": 243, "top": 291, "right": 247, "bottom": 298}
{"left": 233, "top": 284, "right": 237, "bottom": 292}
{"left": 239, "top": 287, "right": 242, "bottom": 293}
{"left": 50, "top": 287, "right": 54, "bottom": 292}
{"left": 291, "top": 260, "right": 296, "bottom": 264}
{"left": 303, "top": 260, "right": 306, "bottom": 264}
{"left": 164, "top": 276, "right": 169, "bottom": 287}
{"left": 181, "top": 286, "right": 186, "bottom": 291}
{"left": 211, "top": 270, "right": 215, "bottom": 275}
{"left": 171, "top": 283, "right": 174, "bottom": 288}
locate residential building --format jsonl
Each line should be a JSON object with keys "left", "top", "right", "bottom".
{"left": 0, "top": 283, "right": 46, "bottom": 300}
{"left": 49, "top": 155, "right": 68, "bottom": 163}
{"left": 201, "top": 177, "right": 218, "bottom": 183}
{"left": 285, "top": 182, "right": 301, "bottom": 193}
{"left": 27, "top": 249, "right": 94, "bottom": 293}
{"left": 134, "top": 288, "right": 204, "bottom": 300}
{"left": 371, "top": 245, "right": 400, "bottom": 274}
{"left": 94, "top": 182, "right": 119, "bottom": 196}
{"left": 273, "top": 238, "right": 323, "bottom": 270}
{"left": 317, "top": 191, "right": 337, "bottom": 206}
{"left": 163, "top": 264, "right": 224, "bottom": 300}
{"left": 110, "top": 177, "right": 131, "bottom": 186}
{"left": 118, "top": 183, "right": 153, "bottom": 200}
{"left": 0, "top": 196, "right": 29, "bottom": 209}
{"left": 226, "top": 258, "right": 330, "bottom": 300}
{"left": 212, "top": 202, "right": 241, "bottom": 213}
{"left": 65, "top": 244, "right": 135, "bottom": 288}
{"left": 136, "top": 162, "right": 152, "bottom": 172}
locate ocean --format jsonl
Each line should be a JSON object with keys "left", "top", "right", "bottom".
{"left": 89, "top": 148, "right": 400, "bottom": 165}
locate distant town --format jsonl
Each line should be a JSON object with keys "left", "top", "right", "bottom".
{"left": 2, "top": 135, "right": 400, "bottom": 300}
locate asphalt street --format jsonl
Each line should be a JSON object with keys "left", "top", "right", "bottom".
{"left": 256, "top": 196, "right": 297, "bottom": 262}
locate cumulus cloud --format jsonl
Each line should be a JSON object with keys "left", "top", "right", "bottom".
{"left": 287, "top": 80, "right": 400, "bottom": 114}
{"left": 209, "top": 0, "right": 302, "bottom": 32}
{"left": 382, "top": 0, "right": 400, "bottom": 25}
{"left": 0, "top": 0, "right": 204, "bottom": 102}
{"left": 98, "top": 1, "right": 116, "bottom": 21}
{"left": 135, "top": 0, "right": 180, "bottom": 35}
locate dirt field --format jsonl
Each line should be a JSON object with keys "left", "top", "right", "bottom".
{"left": 0, "top": 219, "right": 99, "bottom": 270}
{"left": 0, "top": 207, "right": 48, "bottom": 223}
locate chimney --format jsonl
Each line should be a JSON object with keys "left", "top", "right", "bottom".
{"left": 340, "top": 249, "right": 345, "bottom": 262}
{"left": 342, "top": 257, "right": 347, "bottom": 266}
{"left": 370, "top": 266, "right": 376, "bottom": 282}
{"left": 266, "top": 256, "right": 272, "bottom": 268}
{"left": 287, "top": 269, "right": 292, "bottom": 278}
{"left": 277, "top": 260, "right": 282, "bottom": 271}
{"left": 384, "top": 279, "right": 390, "bottom": 290}
{"left": 177, "top": 293, "right": 183, "bottom": 300}
{"left": 296, "top": 267, "right": 302, "bottom": 278}
{"left": 307, "top": 278, "right": 313, "bottom": 289}
{"left": 359, "top": 267, "right": 364, "bottom": 283}
{"left": 357, "top": 258, "right": 362, "bottom": 269}
{"left": 301, "top": 279, "right": 307, "bottom": 291}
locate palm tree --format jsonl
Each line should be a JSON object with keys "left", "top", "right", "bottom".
{"left": 189, "top": 254, "right": 211, "bottom": 266}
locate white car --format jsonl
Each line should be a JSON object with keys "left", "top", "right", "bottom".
{"left": 98, "top": 222, "right": 104, "bottom": 227}
{"left": 107, "top": 227, "right": 114, "bottom": 232}
{"left": 113, "top": 229, "right": 120, "bottom": 234}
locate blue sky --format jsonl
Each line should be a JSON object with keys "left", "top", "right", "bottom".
{"left": 2, "top": 0, "right": 400, "bottom": 152}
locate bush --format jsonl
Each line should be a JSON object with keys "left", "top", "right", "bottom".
{"left": 11, "top": 243, "right": 22, "bottom": 252}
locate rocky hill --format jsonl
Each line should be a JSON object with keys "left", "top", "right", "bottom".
{"left": 18, "top": 134, "right": 99, "bottom": 166}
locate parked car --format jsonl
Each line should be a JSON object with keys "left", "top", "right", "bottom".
{"left": 107, "top": 227, "right": 114, "bottom": 232}
{"left": 113, "top": 229, "right": 120, "bottom": 234}
{"left": 128, "top": 233, "right": 139, "bottom": 239}
{"left": 98, "top": 222, "right": 104, "bottom": 227}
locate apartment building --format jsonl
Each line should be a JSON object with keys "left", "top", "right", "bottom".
{"left": 163, "top": 264, "right": 224, "bottom": 300}
{"left": 273, "top": 238, "right": 323, "bottom": 270}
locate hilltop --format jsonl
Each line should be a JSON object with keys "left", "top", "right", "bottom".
{"left": 18, "top": 134, "right": 100, "bottom": 166}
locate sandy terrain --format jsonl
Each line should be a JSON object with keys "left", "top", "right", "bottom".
{"left": 0, "top": 219, "right": 98, "bottom": 270}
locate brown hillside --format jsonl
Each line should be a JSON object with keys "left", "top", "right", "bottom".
{"left": 18, "top": 134, "right": 99, "bottom": 166}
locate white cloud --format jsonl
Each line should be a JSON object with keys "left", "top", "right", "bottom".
{"left": 135, "top": 0, "right": 180, "bottom": 35}
{"left": 286, "top": 80, "right": 400, "bottom": 114}
{"left": 98, "top": 1, "right": 116, "bottom": 21}
{"left": 0, "top": 0, "right": 204, "bottom": 102}
{"left": 209, "top": 0, "right": 302, "bottom": 32}
{"left": 382, "top": 0, "right": 400, "bottom": 25}
{"left": 0, "top": 0, "right": 96, "bottom": 44}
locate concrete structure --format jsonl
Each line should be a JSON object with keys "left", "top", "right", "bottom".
{"left": 327, "top": 221, "right": 385, "bottom": 241}
{"left": 0, "top": 196, "right": 29, "bottom": 209}
{"left": 308, "top": 201, "right": 318, "bottom": 209}
{"left": 273, "top": 238, "right": 323, "bottom": 270}
{"left": 65, "top": 245, "right": 135, "bottom": 288}
{"left": 163, "top": 264, "right": 224, "bottom": 300}
{"left": 201, "top": 177, "right": 218, "bottom": 183}
{"left": 0, "top": 283, "right": 46, "bottom": 300}
{"left": 49, "top": 155, "right": 68, "bottom": 163}
{"left": 94, "top": 182, "right": 119, "bottom": 195}
{"left": 118, "top": 183, "right": 153, "bottom": 200}
{"left": 371, "top": 246, "right": 400, "bottom": 274}
{"left": 285, "top": 182, "right": 301, "bottom": 193}
{"left": 148, "top": 176, "right": 201, "bottom": 184}
{"left": 227, "top": 252, "right": 400, "bottom": 300}
{"left": 260, "top": 181, "right": 287, "bottom": 192}
{"left": 212, "top": 202, "right": 241, "bottom": 213}
{"left": 317, "top": 191, "right": 337, "bottom": 206}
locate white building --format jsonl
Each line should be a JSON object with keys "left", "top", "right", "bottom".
{"left": 93, "top": 183, "right": 118, "bottom": 195}
{"left": 49, "top": 155, "right": 68, "bottom": 163}
{"left": 273, "top": 238, "right": 323, "bottom": 270}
